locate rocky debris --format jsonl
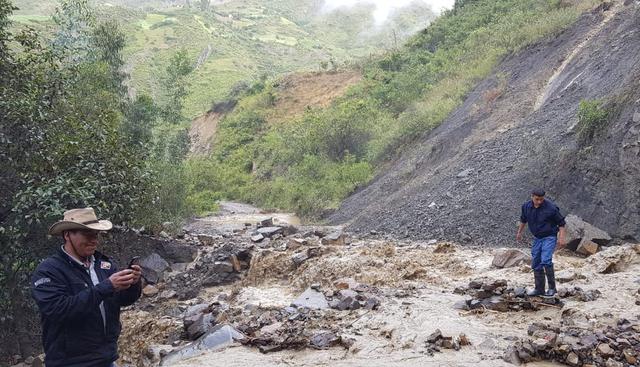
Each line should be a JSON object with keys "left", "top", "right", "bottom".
{"left": 140, "top": 253, "right": 171, "bottom": 284}
{"left": 556, "top": 270, "right": 580, "bottom": 283}
{"left": 257, "top": 218, "right": 273, "bottom": 228}
{"left": 506, "top": 318, "right": 640, "bottom": 366}
{"left": 161, "top": 324, "right": 246, "bottom": 366}
{"left": 492, "top": 248, "right": 532, "bottom": 268}
{"left": 565, "top": 215, "right": 612, "bottom": 254}
{"left": 250, "top": 233, "right": 265, "bottom": 242}
{"left": 322, "top": 279, "right": 381, "bottom": 311}
{"left": 556, "top": 287, "right": 602, "bottom": 302}
{"left": 587, "top": 243, "right": 640, "bottom": 273}
{"left": 424, "top": 329, "right": 471, "bottom": 354}
{"left": 453, "top": 278, "right": 562, "bottom": 312}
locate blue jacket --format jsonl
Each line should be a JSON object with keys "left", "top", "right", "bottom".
{"left": 520, "top": 199, "right": 566, "bottom": 239}
{"left": 31, "top": 248, "right": 141, "bottom": 367}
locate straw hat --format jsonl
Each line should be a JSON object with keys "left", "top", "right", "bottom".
{"left": 48, "top": 207, "right": 113, "bottom": 236}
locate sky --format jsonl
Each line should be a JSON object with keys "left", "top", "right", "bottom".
{"left": 321, "top": 0, "right": 456, "bottom": 25}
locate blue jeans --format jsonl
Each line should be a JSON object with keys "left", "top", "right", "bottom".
{"left": 531, "top": 236, "right": 556, "bottom": 272}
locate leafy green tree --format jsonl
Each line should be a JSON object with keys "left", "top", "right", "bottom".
{"left": 162, "top": 49, "right": 194, "bottom": 124}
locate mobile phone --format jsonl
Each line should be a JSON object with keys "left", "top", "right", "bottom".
{"left": 128, "top": 256, "right": 141, "bottom": 269}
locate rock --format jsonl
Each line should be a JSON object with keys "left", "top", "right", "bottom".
{"left": 291, "top": 252, "right": 309, "bottom": 266}
{"left": 197, "top": 234, "right": 218, "bottom": 246}
{"left": 187, "top": 313, "right": 214, "bottom": 340}
{"left": 514, "top": 287, "right": 526, "bottom": 297}
{"left": 597, "top": 343, "right": 614, "bottom": 357}
{"left": 256, "top": 227, "right": 283, "bottom": 238}
{"left": 321, "top": 231, "right": 346, "bottom": 246}
{"left": 576, "top": 238, "right": 599, "bottom": 256}
{"left": 211, "top": 261, "right": 234, "bottom": 274}
{"left": 143, "top": 285, "right": 159, "bottom": 297}
{"left": 160, "top": 324, "right": 245, "bottom": 366}
{"left": 587, "top": 243, "right": 640, "bottom": 273}
{"left": 623, "top": 349, "right": 637, "bottom": 364}
{"left": 427, "top": 329, "right": 443, "bottom": 343}
{"left": 310, "top": 331, "right": 339, "bottom": 349}
{"left": 468, "top": 279, "right": 483, "bottom": 289}
{"left": 566, "top": 352, "right": 580, "bottom": 366}
{"left": 257, "top": 218, "right": 273, "bottom": 228}
{"left": 565, "top": 214, "right": 612, "bottom": 250}
{"left": 492, "top": 249, "right": 532, "bottom": 268}
{"left": 364, "top": 297, "right": 381, "bottom": 310}
{"left": 185, "top": 303, "right": 209, "bottom": 318}
{"left": 250, "top": 233, "right": 264, "bottom": 242}
{"left": 555, "top": 270, "right": 577, "bottom": 282}
{"left": 532, "top": 338, "right": 552, "bottom": 350}
{"left": 140, "top": 253, "right": 171, "bottom": 284}
{"left": 458, "top": 334, "right": 471, "bottom": 346}
{"left": 160, "top": 290, "right": 177, "bottom": 299}
{"left": 457, "top": 168, "right": 473, "bottom": 178}
{"left": 503, "top": 346, "right": 522, "bottom": 365}
{"left": 259, "top": 322, "right": 283, "bottom": 336}
{"left": 291, "top": 288, "right": 329, "bottom": 310}
{"left": 605, "top": 359, "right": 623, "bottom": 367}
{"left": 453, "top": 300, "right": 470, "bottom": 310}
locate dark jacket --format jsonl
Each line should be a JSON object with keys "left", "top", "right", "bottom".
{"left": 31, "top": 248, "right": 141, "bottom": 367}
{"left": 520, "top": 199, "right": 566, "bottom": 239}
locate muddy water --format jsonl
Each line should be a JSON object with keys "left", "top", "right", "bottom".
{"left": 184, "top": 201, "right": 301, "bottom": 236}
{"left": 167, "top": 243, "right": 640, "bottom": 367}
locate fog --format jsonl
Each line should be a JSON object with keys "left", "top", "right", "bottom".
{"left": 321, "top": 0, "right": 455, "bottom": 25}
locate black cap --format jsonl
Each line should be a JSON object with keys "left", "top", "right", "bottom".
{"left": 531, "top": 188, "right": 546, "bottom": 197}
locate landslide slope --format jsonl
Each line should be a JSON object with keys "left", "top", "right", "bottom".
{"left": 330, "top": 2, "right": 640, "bottom": 246}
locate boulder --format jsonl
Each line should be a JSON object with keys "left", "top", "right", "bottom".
{"left": 251, "top": 233, "right": 264, "bottom": 242}
{"left": 555, "top": 270, "right": 577, "bottom": 283}
{"left": 140, "top": 253, "right": 171, "bottom": 284}
{"left": 587, "top": 243, "right": 640, "bottom": 273}
{"left": 492, "top": 249, "right": 532, "bottom": 268}
{"left": 576, "top": 238, "right": 599, "bottom": 256}
{"left": 565, "top": 214, "right": 612, "bottom": 250}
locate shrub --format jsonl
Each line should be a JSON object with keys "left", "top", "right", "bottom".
{"left": 576, "top": 100, "right": 609, "bottom": 144}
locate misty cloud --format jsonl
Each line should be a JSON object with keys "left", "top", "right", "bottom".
{"left": 322, "top": 0, "right": 455, "bottom": 25}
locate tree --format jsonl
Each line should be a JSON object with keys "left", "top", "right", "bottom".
{"left": 162, "top": 49, "right": 194, "bottom": 124}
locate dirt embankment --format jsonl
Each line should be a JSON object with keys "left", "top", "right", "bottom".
{"left": 188, "top": 71, "right": 361, "bottom": 156}
{"left": 329, "top": 2, "right": 640, "bottom": 246}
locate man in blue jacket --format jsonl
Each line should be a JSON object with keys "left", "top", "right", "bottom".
{"left": 516, "top": 189, "right": 566, "bottom": 297}
{"left": 31, "top": 208, "right": 142, "bottom": 367}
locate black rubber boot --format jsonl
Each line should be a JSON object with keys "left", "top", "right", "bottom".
{"left": 544, "top": 265, "right": 556, "bottom": 296}
{"left": 527, "top": 271, "right": 546, "bottom": 296}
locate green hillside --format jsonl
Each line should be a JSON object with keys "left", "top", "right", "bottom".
{"left": 11, "top": 0, "right": 437, "bottom": 118}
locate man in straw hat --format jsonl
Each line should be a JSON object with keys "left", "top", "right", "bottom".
{"left": 31, "top": 208, "right": 142, "bottom": 367}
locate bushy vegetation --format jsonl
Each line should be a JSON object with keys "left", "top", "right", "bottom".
{"left": 184, "top": 0, "right": 592, "bottom": 218}
{"left": 0, "top": 0, "right": 192, "bottom": 358}
{"left": 576, "top": 99, "right": 610, "bottom": 144}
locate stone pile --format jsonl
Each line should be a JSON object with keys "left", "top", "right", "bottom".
{"left": 424, "top": 329, "right": 471, "bottom": 355}
{"left": 453, "top": 278, "right": 562, "bottom": 312}
{"left": 504, "top": 318, "right": 640, "bottom": 366}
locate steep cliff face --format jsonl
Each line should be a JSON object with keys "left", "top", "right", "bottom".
{"left": 330, "top": 2, "right": 640, "bottom": 245}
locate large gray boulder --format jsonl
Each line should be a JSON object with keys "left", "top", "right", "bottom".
{"left": 565, "top": 215, "right": 612, "bottom": 252}
{"left": 140, "top": 253, "right": 171, "bottom": 284}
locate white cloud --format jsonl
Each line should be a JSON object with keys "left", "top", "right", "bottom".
{"left": 322, "top": 0, "right": 455, "bottom": 25}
